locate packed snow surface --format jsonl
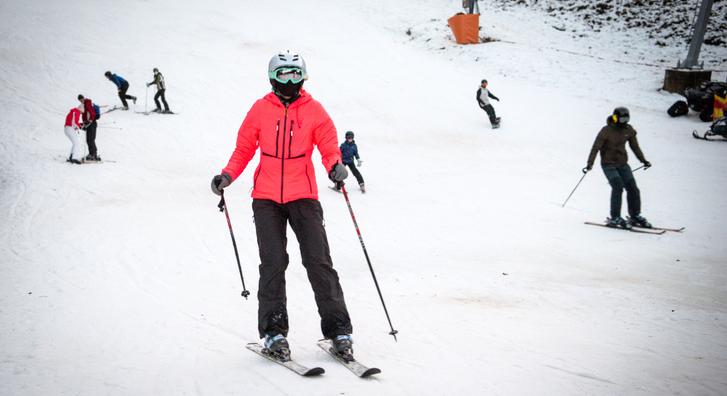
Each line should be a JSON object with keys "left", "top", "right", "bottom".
{"left": 1, "top": 1, "right": 726, "bottom": 395}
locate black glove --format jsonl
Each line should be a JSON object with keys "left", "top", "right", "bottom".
{"left": 211, "top": 173, "right": 232, "bottom": 195}
{"left": 495, "top": 98, "right": 500, "bottom": 102}
{"left": 328, "top": 163, "right": 348, "bottom": 183}
{"left": 583, "top": 165, "right": 592, "bottom": 174}
{"left": 643, "top": 161, "right": 652, "bottom": 169}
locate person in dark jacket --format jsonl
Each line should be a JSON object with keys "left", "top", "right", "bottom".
{"left": 77, "top": 94, "right": 100, "bottom": 161}
{"left": 335, "top": 130, "right": 365, "bottom": 192}
{"left": 146, "top": 67, "right": 171, "bottom": 113}
{"left": 585, "top": 107, "right": 652, "bottom": 229}
{"left": 476, "top": 79, "right": 500, "bottom": 128}
{"left": 105, "top": 71, "right": 136, "bottom": 110}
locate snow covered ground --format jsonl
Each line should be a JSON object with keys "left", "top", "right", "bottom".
{"left": 1, "top": 0, "right": 726, "bottom": 395}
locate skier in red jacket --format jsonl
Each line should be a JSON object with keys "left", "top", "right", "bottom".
{"left": 64, "top": 105, "right": 84, "bottom": 164}
{"left": 211, "top": 51, "right": 354, "bottom": 362}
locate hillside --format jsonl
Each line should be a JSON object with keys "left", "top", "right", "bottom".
{"left": 1, "top": 1, "right": 726, "bottom": 395}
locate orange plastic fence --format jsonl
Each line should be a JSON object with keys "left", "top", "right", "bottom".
{"left": 447, "top": 13, "right": 480, "bottom": 44}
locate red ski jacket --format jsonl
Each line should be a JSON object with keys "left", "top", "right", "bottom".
{"left": 81, "top": 98, "right": 96, "bottom": 123}
{"left": 64, "top": 108, "right": 81, "bottom": 128}
{"left": 221, "top": 90, "right": 342, "bottom": 204}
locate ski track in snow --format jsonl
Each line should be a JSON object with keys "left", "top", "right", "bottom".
{"left": 1, "top": 0, "right": 727, "bottom": 395}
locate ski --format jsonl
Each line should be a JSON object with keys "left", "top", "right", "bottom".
{"left": 246, "top": 343, "right": 324, "bottom": 377}
{"left": 633, "top": 225, "right": 684, "bottom": 233}
{"left": 103, "top": 106, "right": 121, "bottom": 114}
{"left": 316, "top": 339, "right": 381, "bottom": 378}
{"left": 584, "top": 221, "right": 666, "bottom": 235}
{"left": 136, "top": 110, "right": 177, "bottom": 116}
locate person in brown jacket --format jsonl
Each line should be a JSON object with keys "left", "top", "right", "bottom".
{"left": 585, "top": 107, "right": 652, "bottom": 229}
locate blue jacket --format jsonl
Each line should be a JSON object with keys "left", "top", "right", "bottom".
{"left": 108, "top": 74, "right": 127, "bottom": 89}
{"left": 339, "top": 141, "right": 359, "bottom": 164}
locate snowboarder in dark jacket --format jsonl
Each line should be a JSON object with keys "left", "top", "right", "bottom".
{"left": 476, "top": 79, "right": 500, "bottom": 128}
{"left": 105, "top": 71, "right": 136, "bottom": 110}
{"left": 146, "top": 67, "right": 171, "bottom": 113}
{"left": 336, "top": 131, "right": 365, "bottom": 192}
{"left": 585, "top": 107, "right": 652, "bottom": 229}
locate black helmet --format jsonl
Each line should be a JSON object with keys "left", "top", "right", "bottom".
{"left": 481, "top": 79, "right": 488, "bottom": 84}
{"left": 104, "top": 71, "right": 112, "bottom": 77}
{"left": 612, "top": 107, "right": 630, "bottom": 125}
{"left": 345, "top": 131, "right": 354, "bottom": 139}
{"left": 77, "top": 94, "right": 84, "bottom": 101}
{"left": 153, "top": 67, "right": 159, "bottom": 73}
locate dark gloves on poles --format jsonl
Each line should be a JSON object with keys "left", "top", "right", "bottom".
{"left": 583, "top": 165, "right": 592, "bottom": 174}
{"left": 643, "top": 161, "right": 652, "bottom": 169}
{"left": 211, "top": 173, "right": 232, "bottom": 195}
{"left": 329, "top": 163, "right": 348, "bottom": 182}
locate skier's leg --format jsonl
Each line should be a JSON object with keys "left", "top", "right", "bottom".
{"left": 118, "top": 88, "right": 128, "bottom": 108}
{"left": 602, "top": 165, "right": 624, "bottom": 219}
{"left": 346, "top": 163, "right": 364, "bottom": 185}
{"left": 154, "top": 90, "right": 162, "bottom": 111}
{"left": 252, "top": 199, "right": 291, "bottom": 338}
{"left": 287, "top": 199, "right": 352, "bottom": 339}
{"left": 618, "top": 165, "right": 641, "bottom": 217}
{"left": 484, "top": 104, "right": 498, "bottom": 124}
{"left": 160, "top": 89, "right": 169, "bottom": 111}
{"left": 64, "top": 126, "right": 76, "bottom": 159}
{"left": 86, "top": 121, "right": 97, "bottom": 157}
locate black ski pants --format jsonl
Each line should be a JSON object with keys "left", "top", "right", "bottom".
{"left": 85, "top": 120, "right": 98, "bottom": 157}
{"left": 252, "top": 198, "right": 352, "bottom": 340}
{"left": 154, "top": 89, "right": 169, "bottom": 111}
{"left": 602, "top": 164, "right": 641, "bottom": 219}
{"left": 481, "top": 104, "right": 498, "bottom": 124}
{"left": 343, "top": 162, "right": 364, "bottom": 185}
{"left": 118, "top": 81, "right": 136, "bottom": 108}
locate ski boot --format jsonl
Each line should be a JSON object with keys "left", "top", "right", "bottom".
{"left": 152, "top": 108, "right": 161, "bottom": 113}
{"left": 162, "top": 109, "right": 173, "bottom": 114}
{"left": 607, "top": 216, "right": 632, "bottom": 230}
{"left": 359, "top": 183, "right": 366, "bottom": 193}
{"left": 628, "top": 215, "right": 652, "bottom": 228}
{"left": 263, "top": 334, "right": 291, "bottom": 361}
{"left": 332, "top": 334, "right": 354, "bottom": 362}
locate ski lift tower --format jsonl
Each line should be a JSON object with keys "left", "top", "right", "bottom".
{"left": 663, "top": 0, "right": 714, "bottom": 93}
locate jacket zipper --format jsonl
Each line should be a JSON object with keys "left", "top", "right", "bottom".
{"left": 275, "top": 120, "right": 280, "bottom": 158}
{"left": 280, "top": 106, "right": 288, "bottom": 203}
{"left": 288, "top": 121, "right": 294, "bottom": 158}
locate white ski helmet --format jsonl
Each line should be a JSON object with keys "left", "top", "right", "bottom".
{"left": 268, "top": 50, "right": 308, "bottom": 80}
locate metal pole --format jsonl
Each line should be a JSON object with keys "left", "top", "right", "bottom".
{"left": 680, "top": 0, "right": 714, "bottom": 69}
{"left": 218, "top": 191, "right": 251, "bottom": 299}
{"left": 340, "top": 184, "right": 398, "bottom": 341}
{"left": 561, "top": 169, "right": 589, "bottom": 208}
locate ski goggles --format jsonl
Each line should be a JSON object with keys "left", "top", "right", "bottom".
{"left": 269, "top": 67, "right": 305, "bottom": 84}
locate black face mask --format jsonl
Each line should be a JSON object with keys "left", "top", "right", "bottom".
{"left": 271, "top": 80, "right": 303, "bottom": 102}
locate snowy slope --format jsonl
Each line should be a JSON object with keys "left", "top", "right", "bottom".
{"left": 1, "top": 1, "right": 726, "bottom": 395}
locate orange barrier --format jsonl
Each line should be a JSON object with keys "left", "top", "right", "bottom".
{"left": 447, "top": 13, "right": 480, "bottom": 44}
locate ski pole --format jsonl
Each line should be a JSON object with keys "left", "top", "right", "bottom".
{"left": 145, "top": 85, "right": 149, "bottom": 114}
{"left": 340, "top": 183, "right": 398, "bottom": 341}
{"left": 632, "top": 165, "right": 645, "bottom": 172}
{"left": 561, "top": 168, "right": 589, "bottom": 208}
{"left": 217, "top": 190, "right": 251, "bottom": 299}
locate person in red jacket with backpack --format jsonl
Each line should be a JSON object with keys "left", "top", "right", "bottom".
{"left": 211, "top": 51, "right": 354, "bottom": 362}
{"left": 78, "top": 94, "right": 100, "bottom": 161}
